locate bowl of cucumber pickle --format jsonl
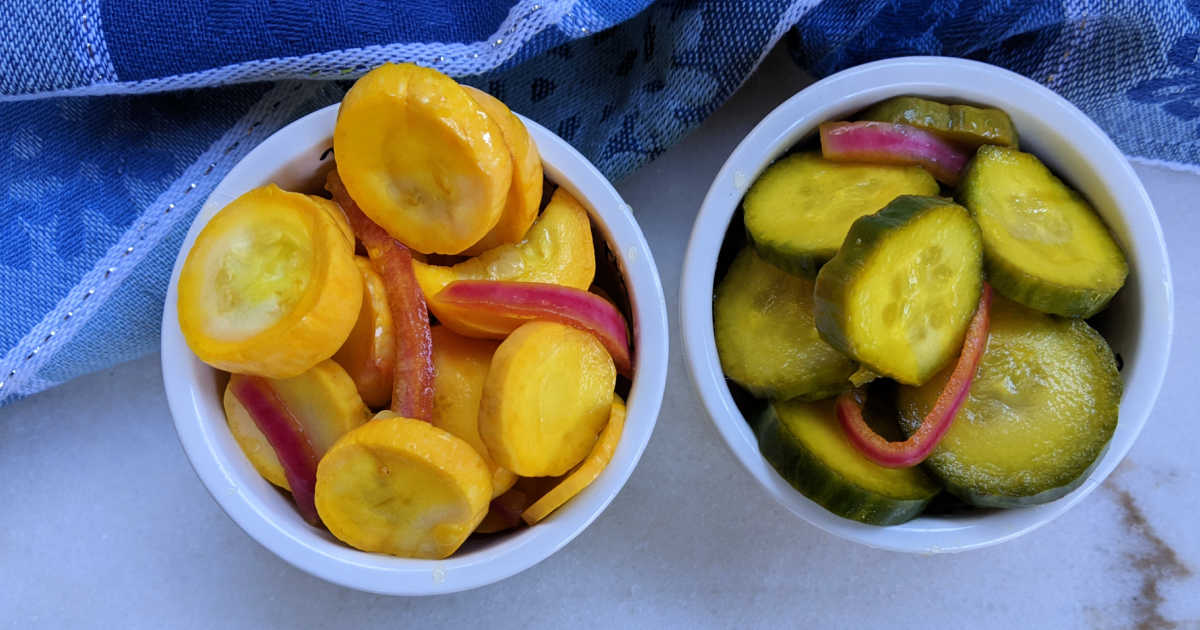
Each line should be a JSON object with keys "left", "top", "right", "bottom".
{"left": 681, "top": 57, "right": 1172, "bottom": 552}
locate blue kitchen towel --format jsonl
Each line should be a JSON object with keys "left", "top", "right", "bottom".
{"left": 791, "top": 0, "right": 1200, "bottom": 170}
{"left": 1, "top": 0, "right": 1197, "bottom": 405}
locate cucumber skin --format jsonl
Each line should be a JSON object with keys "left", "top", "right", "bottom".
{"left": 861, "top": 96, "right": 1019, "bottom": 148}
{"left": 933, "top": 451, "right": 1103, "bottom": 508}
{"left": 749, "top": 231, "right": 828, "bottom": 277}
{"left": 728, "top": 369, "right": 848, "bottom": 403}
{"left": 958, "top": 147, "right": 1127, "bottom": 318}
{"left": 756, "top": 404, "right": 936, "bottom": 526}
{"left": 978, "top": 244, "right": 1117, "bottom": 319}
{"left": 813, "top": 195, "right": 982, "bottom": 385}
{"left": 743, "top": 220, "right": 828, "bottom": 277}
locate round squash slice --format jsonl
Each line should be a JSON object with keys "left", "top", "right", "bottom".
{"left": 178, "top": 184, "right": 362, "bottom": 378}
{"left": 332, "top": 257, "right": 396, "bottom": 409}
{"left": 314, "top": 412, "right": 492, "bottom": 559}
{"left": 522, "top": 396, "right": 626, "bottom": 525}
{"left": 430, "top": 326, "right": 518, "bottom": 498}
{"left": 413, "top": 188, "right": 596, "bottom": 336}
{"left": 461, "top": 86, "right": 543, "bottom": 254}
{"left": 334, "top": 63, "right": 512, "bottom": 255}
{"left": 223, "top": 359, "right": 371, "bottom": 490}
{"left": 478, "top": 321, "right": 616, "bottom": 477}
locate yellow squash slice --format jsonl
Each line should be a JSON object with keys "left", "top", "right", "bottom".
{"left": 430, "top": 326, "right": 518, "bottom": 498}
{"left": 461, "top": 86, "right": 543, "bottom": 254}
{"left": 314, "top": 411, "right": 492, "bottom": 559}
{"left": 178, "top": 184, "right": 362, "bottom": 378}
{"left": 223, "top": 359, "right": 371, "bottom": 490}
{"left": 319, "top": 195, "right": 354, "bottom": 250}
{"left": 522, "top": 396, "right": 626, "bottom": 525}
{"left": 475, "top": 476, "right": 562, "bottom": 534}
{"left": 478, "top": 321, "right": 616, "bottom": 477}
{"left": 333, "top": 63, "right": 512, "bottom": 254}
{"left": 333, "top": 257, "right": 396, "bottom": 409}
{"left": 413, "top": 188, "right": 596, "bottom": 336}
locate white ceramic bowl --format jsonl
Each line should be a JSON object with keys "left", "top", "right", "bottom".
{"left": 162, "top": 104, "right": 669, "bottom": 594}
{"left": 681, "top": 57, "right": 1173, "bottom": 553}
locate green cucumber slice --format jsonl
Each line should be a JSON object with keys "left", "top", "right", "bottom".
{"left": 743, "top": 152, "right": 938, "bottom": 276}
{"left": 958, "top": 145, "right": 1128, "bottom": 318}
{"left": 814, "top": 195, "right": 983, "bottom": 386}
{"left": 757, "top": 398, "right": 940, "bottom": 526}
{"left": 860, "top": 96, "right": 1019, "bottom": 148}
{"left": 897, "top": 296, "right": 1121, "bottom": 507}
{"left": 715, "top": 247, "right": 856, "bottom": 401}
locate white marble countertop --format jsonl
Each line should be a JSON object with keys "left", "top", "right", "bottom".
{"left": 2, "top": 48, "right": 1198, "bottom": 629}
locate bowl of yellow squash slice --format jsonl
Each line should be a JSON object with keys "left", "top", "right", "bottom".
{"left": 162, "top": 64, "right": 669, "bottom": 595}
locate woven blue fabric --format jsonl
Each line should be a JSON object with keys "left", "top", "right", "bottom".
{"left": 1, "top": 0, "right": 1197, "bottom": 405}
{"left": 790, "top": 0, "right": 1200, "bottom": 167}
{"left": 101, "top": 1, "right": 521, "bottom": 79}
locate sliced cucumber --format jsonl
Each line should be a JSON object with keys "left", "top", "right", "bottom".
{"left": 814, "top": 195, "right": 983, "bottom": 386}
{"left": 860, "top": 96, "right": 1019, "bottom": 148}
{"left": 958, "top": 145, "right": 1128, "bottom": 318}
{"left": 897, "top": 296, "right": 1121, "bottom": 507}
{"left": 715, "top": 247, "right": 856, "bottom": 401}
{"left": 757, "top": 398, "right": 940, "bottom": 526}
{"left": 743, "top": 153, "right": 938, "bottom": 275}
